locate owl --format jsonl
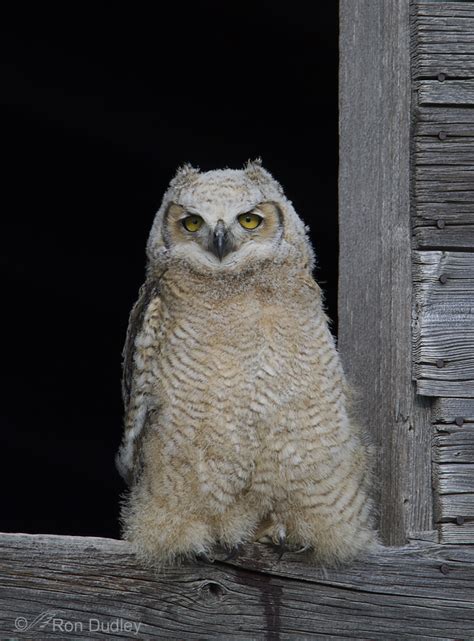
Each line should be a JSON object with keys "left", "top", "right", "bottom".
{"left": 116, "top": 160, "right": 378, "bottom": 567}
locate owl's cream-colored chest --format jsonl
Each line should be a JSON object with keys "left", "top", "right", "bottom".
{"left": 155, "top": 274, "right": 320, "bottom": 424}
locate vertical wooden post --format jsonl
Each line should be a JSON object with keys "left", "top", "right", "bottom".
{"left": 338, "top": 0, "right": 433, "bottom": 546}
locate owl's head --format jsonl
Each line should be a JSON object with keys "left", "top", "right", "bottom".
{"left": 146, "top": 160, "right": 314, "bottom": 276}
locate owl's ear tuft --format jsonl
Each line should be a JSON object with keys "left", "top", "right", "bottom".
{"left": 245, "top": 157, "right": 263, "bottom": 168}
{"left": 170, "top": 163, "right": 201, "bottom": 190}
{"left": 244, "top": 157, "right": 269, "bottom": 183}
{"left": 244, "top": 159, "right": 284, "bottom": 196}
{"left": 243, "top": 157, "right": 263, "bottom": 177}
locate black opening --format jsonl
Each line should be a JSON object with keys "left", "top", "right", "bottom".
{"left": 0, "top": 3, "right": 339, "bottom": 537}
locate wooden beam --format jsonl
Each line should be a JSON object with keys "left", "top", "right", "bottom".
{"left": 1, "top": 533, "right": 474, "bottom": 640}
{"left": 339, "top": 0, "right": 432, "bottom": 545}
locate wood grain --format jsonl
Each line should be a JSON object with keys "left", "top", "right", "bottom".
{"left": 433, "top": 397, "right": 474, "bottom": 422}
{"left": 436, "top": 492, "right": 474, "bottom": 521}
{"left": 417, "top": 379, "right": 474, "bottom": 398}
{"left": 339, "top": 0, "right": 432, "bottom": 546}
{"left": 413, "top": 105, "right": 474, "bottom": 248}
{"left": 432, "top": 424, "right": 474, "bottom": 526}
{"left": 434, "top": 462, "right": 474, "bottom": 494}
{"left": 418, "top": 80, "right": 474, "bottom": 106}
{"left": 433, "top": 426, "right": 474, "bottom": 463}
{"left": 413, "top": 251, "right": 474, "bottom": 396}
{"left": 1, "top": 533, "right": 474, "bottom": 640}
{"left": 439, "top": 522, "right": 474, "bottom": 544}
{"left": 413, "top": 2, "right": 474, "bottom": 78}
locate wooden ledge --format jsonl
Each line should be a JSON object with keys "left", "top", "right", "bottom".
{"left": 0, "top": 533, "right": 474, "bottom": 640}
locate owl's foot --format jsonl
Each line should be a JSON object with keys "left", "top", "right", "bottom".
{"left": 259, "top": 522, "right": 311, "bottom": 559}
{"left": 196, "top": 550, "right": 215, "bottom": 564}
{"left": 224, "top": 543, "right": 243, "bottom": 561}
{"left": 263, "top": 525, "right": 289, "bottom": 560}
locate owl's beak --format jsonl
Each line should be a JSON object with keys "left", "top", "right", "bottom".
{"left": 211, "top": 219, "right": 232, "bottom": 261}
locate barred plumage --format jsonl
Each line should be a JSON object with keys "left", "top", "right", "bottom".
{"left": 117, "top": 161, "right": 378, "bottom": 566}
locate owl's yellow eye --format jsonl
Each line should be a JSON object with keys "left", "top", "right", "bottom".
{"left": 182, "top": 215, "right": 204, "bottom": 232}
{"left": 238, "top": 213, "right": 262, "bottom": 230}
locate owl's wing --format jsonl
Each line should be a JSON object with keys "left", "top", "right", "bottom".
{"left": 116, "top": 281, "right": 162, "bottom": 485}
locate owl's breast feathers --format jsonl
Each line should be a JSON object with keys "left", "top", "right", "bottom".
{"left": 117, "top": 263, "right": 339, "bottom": 486}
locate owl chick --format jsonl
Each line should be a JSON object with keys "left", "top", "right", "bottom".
{"left": 117, "top": 160, "right": 378, "bottom": 566}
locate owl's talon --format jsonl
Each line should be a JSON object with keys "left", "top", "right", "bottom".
{"left": 224, "top": 544, "right": 243, "bottom": 561}
{"left": 294, "top": 544, "right": 311, "bottom": 554}
{"left": 196, "top": 551, "right": 215, "bottom": 564}
{"left": 276, "top": 532, "right": 289, "bottom": 560}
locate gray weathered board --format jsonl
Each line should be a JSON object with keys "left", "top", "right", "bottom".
{"left": 431, "top": 398, "right": 474, "bottom": 543}
{"left": 1, "top": 533, "right": 474, "bottom": 641}
{"left": 412, "top": 2, "right": 474, "bottom": 256}
{"left": 413, "top": 251, "right": 474, "bottom": 395}
{"left": 412, "top": 0, "right": 474, "bottom": 78}
{"left": 339, "top": 0, "right": 433, "bottom": 547}
{"left": 412, "top": 2, "right": 474, "bottom": 546}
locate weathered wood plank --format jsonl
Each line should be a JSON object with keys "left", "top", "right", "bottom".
{"left": 415, "top": 57, "right": 474, "bottom": 81}
{"left": 416, "top": 202, "right": 474, "bottom": 226}
{"left": 436, "top": 492, "right": 474, "bottom": 520}
{"left": 417, "top": 378, "right": 474, "bottom": 397}
{"left": 417, "top": 165, "right": 474, "bottom": 181}
{"left": 1, "top": 534, "right": 474, "bottom": 640}
{"left": 340, "top": 0, "right": 431, "bottom": 545}
{"left": 413, "top": 251, "right": 474, "bottom": 393}
{"left": 414, "top": 250, "right": 474, "bottom": 282}
{"left": 418, "top": 80, "right": 474, "bottom": 105}
{"left": 416, "top": 2, "right": 474, "bottom": 17}
{"left": 417, "top": 105, "right": 474, "bottom": 131}
{"left": 439, "top": 522, "right": 474, "bottom": 544}
{"left": 417, "top": 18, "right": 474, "bottom": 30}
{"left": 413, "top": 1, "right": 474, "bottom": 543}
{"left": 433, "top": 397, "right": 474, "bottom": 422}
{"left": 413, "top": 109, "right": 474, "bottom": 246}
{"left": 415, "top": 135, "right": 474, "bottom": 165}
{"left": 414, "top": 225, "right": 474, "bottom": 250}
{"left": 433, "top": 426, "right": 474, "bottom": 462}
{"left": 415, "top": 318, "right": 474, "bottom": 380}
{"left": 434, "top": 462, "right": 474, "bottom": 494}
{"left": 433, "top": 425, "right": 474, "bottom": 527}
{"left": 412, "top": 107, "right": 474, "bottom": 248}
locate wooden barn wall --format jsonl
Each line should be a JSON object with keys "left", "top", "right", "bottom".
{"left": 412, "top": 0, "right": 474, "bottom": 542}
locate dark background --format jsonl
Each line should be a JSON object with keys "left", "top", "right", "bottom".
{"left": 1, "top": 3, "right": 339, "bottom": 538}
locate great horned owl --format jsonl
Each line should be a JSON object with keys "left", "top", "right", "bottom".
{"left": 117, "top": 160, "right": 377, "bottom": 566}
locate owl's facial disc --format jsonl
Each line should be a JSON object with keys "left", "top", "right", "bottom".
{"left": 164, "top": 201, "right": 283, "bottom": 268}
